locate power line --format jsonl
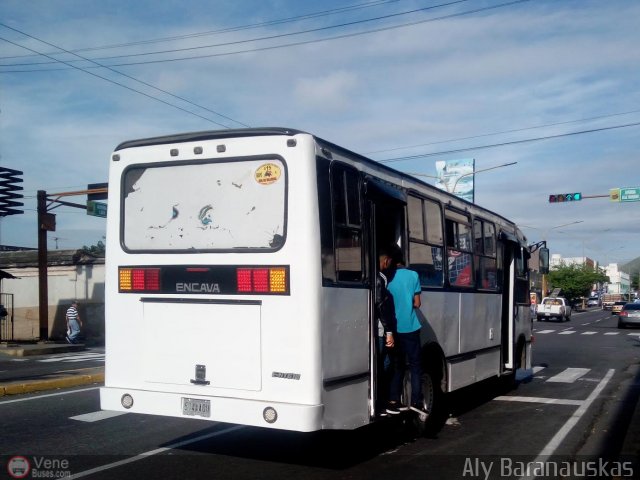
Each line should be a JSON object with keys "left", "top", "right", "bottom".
{"left": 0, "top": 0, "right": 529, "bottom": 71}
{"left": 0, "top": 0, "right": 471, "bottom": 67}
{"left": 0, "top": 0, "right": 403, "bottom": 61}
{"left": 378, "top": 121, "right": 640, "bottom": 163}
{"left": 0, "top": 25, "right": 249, "bottom": 128}
{"left": 366, "top": 109, "right": 640, "bottom": 155}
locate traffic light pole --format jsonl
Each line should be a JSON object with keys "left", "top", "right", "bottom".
{"left": 37, "top": 191, "right": 49, "bottom": 340}
{"left": 36, "top": 186, "right": 107, "bottom": 341}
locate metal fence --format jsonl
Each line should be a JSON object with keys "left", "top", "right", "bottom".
{"left": 0, "top": 292, "right": 14, "bottom": 342}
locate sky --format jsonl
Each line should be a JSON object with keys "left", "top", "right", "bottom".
{"left": 0, "top": 0, "right": 638, "bottom": 267}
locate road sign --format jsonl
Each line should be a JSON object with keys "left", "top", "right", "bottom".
{"left": 610, "top": 187, "right": 640, "bottom": 202}
{"left": 87, "top": 200, "right": 107, "bottom": 218}
{"left": 620, "top": 187, "right": 640, "bottom": 202}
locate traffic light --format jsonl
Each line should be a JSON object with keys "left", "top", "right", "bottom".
{"left": 548, "top": 192, "right": 582, "bottom": 203}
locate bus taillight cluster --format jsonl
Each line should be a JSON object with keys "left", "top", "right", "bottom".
{"left": 237, "top": 267, "right": 288, "bottom": 294}
{"left": 119, "top": 267, "right": 161, "bottom": 292}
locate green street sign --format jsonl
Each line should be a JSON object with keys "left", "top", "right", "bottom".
{"left": 87, "top": 200, "right": 107, "bottom": 217}
{"left": 619, "top": 187, "right": 640, "bottom": 202}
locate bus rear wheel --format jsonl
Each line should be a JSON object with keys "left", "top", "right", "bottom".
{"left": 403, "top": 368, "right": 444, "bottom": 437}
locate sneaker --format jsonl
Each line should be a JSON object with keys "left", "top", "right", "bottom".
{"left": 409, "top": 404, "right": 429, "bottom": 420}
{"left": 385, "top": 402, "right": 402, "bottom": 415}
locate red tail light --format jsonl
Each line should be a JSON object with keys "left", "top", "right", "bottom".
{"left": 236, "top": 267, "right": 288, "bottom": 294}
{"left": 120, "top": 267, "right": 161, "bottom": 292}
{"left": 619, "top": 311, "right": 628, "bottom": 317}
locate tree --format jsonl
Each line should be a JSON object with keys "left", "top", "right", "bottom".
{"left": 547, "top": 264, "right": 609, "bottom": 304}
{"left": 78, "top": 240, "right": 105, "bottom": 256}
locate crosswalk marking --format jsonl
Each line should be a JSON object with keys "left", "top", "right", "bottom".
{"left": 70, "top": 410, "right": 127, "bottom": 422}
{"left": 494, "top": 396, "right": 583, "bottom": 406}
{"left": 547, "top": 368, "right": 590, "bottom": 383}
{"left": 532, "top": 329, "right": 640, "bottom": 337}
{"left": 38, "top": 353, "right": 105, "bottom": 363}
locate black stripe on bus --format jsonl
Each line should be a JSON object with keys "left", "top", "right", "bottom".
{"left": 140, "top": 297, "right": 262, "bottom": 306}
{"left": 323, "top": 371, "right": 370, "bottom": 389}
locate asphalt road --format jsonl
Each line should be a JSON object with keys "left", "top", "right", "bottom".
{"left": 0, "top": 347, "right": 105, "bottom": 384}
{"left": 1, "top": 310, "right": 638, "bottom": 480}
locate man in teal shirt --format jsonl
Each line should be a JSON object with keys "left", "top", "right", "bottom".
{"left": 387, "top": 250, "right": 423, "bottom": 413}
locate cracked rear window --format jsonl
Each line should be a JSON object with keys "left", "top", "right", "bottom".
{"left": 122, "top": 158, "right": 286, "bottom": 251}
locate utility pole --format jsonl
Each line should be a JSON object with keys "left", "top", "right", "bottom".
{"left": 36, "top": 186, "right": 107, "bottom": 341}
{"left": 37, "top": 191, "right": 49, "bottom": 340}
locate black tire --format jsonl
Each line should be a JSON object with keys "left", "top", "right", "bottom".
{"left": 618, "top": 319, "right": 625, "bottom": 329}
{"left": 402, "top": 367, "right": 445, "bottom": 437}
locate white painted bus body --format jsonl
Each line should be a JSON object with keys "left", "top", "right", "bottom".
{"left": 101, "top": 129, "right": 532, "bottom": 432}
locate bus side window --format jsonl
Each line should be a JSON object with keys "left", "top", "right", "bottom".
{"left": 474, "top": 219, "right": 497, "bottom": 290}
{"left": 331, "top": 164, "right": 364, "bottom": 283}
{"left": 407, "top": 195, "right": 444, "bottom": 287}
{"left": 445, "top": 209, "right": 473, "bottom": 287}
{"left": 317, "top": 157, "right": 336, "bottom": 283}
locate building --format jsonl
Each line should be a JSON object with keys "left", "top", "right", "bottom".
{"left": 604, "top": 263, "right": 631, "bottom": 295}
{"left": 550, "top": 254, "right": 595, "bottom": 269}
{"left": 0, "top": 249, "right": 104, "bottom": 343}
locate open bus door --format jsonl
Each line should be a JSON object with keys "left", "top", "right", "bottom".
{"left": 364, "top": 178, "right": 406, "bottom": 417}
{"left": 500, "top": 232, "right": 530, "bottom": 374}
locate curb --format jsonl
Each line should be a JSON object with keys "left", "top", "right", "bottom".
{"left": 0, "top": 371, "right": 104, "bottom": 397}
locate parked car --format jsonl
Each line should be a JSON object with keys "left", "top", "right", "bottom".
{"left": 611, "top": 301, "right": 626, "bottom": 315}
{"left": 618, "top": 303, "right": 640, "bottom": 329}
{"left": 537, "top": 297, "right": 572, "bottom": 322}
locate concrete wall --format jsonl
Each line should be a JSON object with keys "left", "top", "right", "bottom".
{"left": 1, "top": 263, "right": 104, "bottom": 344}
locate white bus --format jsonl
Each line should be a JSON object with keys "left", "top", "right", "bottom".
{"left": 100, "top": 128, "right": 543, "bottom": 433}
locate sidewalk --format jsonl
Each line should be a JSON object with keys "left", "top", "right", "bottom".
{"left": 0, "top": 342, "right": 104, "bottom": 397}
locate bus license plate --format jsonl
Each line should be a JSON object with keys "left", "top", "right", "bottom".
{"left": 182, "top": 398, "right": 211, "bottom": 418}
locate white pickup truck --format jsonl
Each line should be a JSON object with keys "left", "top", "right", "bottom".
{"left": 536, "top": 297, "right": 572, "bottom": 322}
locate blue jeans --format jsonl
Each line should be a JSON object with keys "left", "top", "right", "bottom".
{"left": 68, "top": 319, "right": 81, "bottom": 343}
{"left": 390, "top": 329, "right": 423, "bottom": 406}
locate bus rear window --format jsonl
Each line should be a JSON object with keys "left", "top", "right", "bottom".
{"left": 122, "top": 158, "right": 286, "bottom": 252}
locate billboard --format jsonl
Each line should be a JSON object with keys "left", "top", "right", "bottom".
{"left": 435, "top": 158, "right": 475, "bottom": 202}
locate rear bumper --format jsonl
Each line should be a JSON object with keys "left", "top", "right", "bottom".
{"left": 100, "top": 387, "right": 324, "bottom": 432}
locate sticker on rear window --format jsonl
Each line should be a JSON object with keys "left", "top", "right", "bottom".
{"left": 255, "top": 163, "right": 281, "bottom": 185}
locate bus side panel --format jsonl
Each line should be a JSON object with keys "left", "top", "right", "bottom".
{"left": 419, "top": 291, "right": 460, "bottom": 357}
{"left": 320, "top": 287, "right": 370, "bottom": 429}
{"left": 459, "top": 292, "right": 502, "bottom": 353}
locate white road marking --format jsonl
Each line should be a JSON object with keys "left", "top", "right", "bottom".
{"left": 68, "top": 425, "right": 245, "bottom": 479}
{"left": 532, "top": 366, "right": 546, "bottom": 374}
{"left": 604, "top": 332, "right": 619, "bottom": 336}
{"left": 519, "top": 369, "right": 615, "bottom": 480}
{"left": 558, "top": 331, "right": 576, "bottom": 335}
{"left": 38, "top": 353, "right": 105, "bottom": 363}
{"left": 547, "top": 368, "right": 590, "bottom": 383}
{"left": 0, "top": 387, "right": 100, "bottom": 405}
{"left": 535, "top": 330, "right": 555, "bottom": 334}
{"left": 627, "top": 333, "right": 640, "bottom": 337}
{"left": 70, "top": 410, "right": 127, "bottom": 422}
{"left": 494, "top": 396, "right": 583, "bottom": 406}
{"left": 581, "top": 331, "right": 597, "bottom": 335}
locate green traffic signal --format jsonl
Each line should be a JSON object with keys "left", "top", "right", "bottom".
{"left": 548, "top": 193, "right": 582, "bottom": 203}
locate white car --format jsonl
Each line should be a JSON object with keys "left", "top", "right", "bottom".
{"left": 587, "top": 297, "right": 599, "bottom": 307}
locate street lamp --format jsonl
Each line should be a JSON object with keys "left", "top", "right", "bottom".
{"left": 405, "top": 161, "right": 517, "bottom": 197}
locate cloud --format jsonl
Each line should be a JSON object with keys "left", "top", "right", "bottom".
{"left": 293, "top": 71, "right": 358, "bottom": 111}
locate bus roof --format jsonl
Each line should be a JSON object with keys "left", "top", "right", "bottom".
{"left": 114, "top": 127, "right": 526, "bottom": 244}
